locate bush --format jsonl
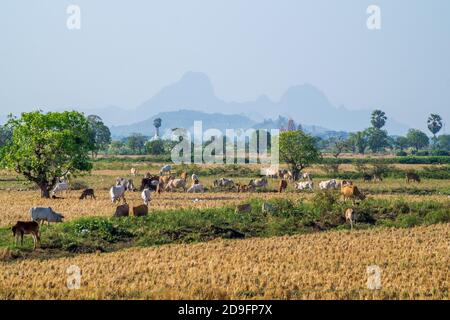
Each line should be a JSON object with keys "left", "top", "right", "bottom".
{"left": 396, "top": 151, "right": 408, "bottom": 157}
{"left": 415, "top": 150, "right": 430, "bottom": 156}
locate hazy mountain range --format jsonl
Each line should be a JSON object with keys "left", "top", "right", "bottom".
{"left": 1, "top": 72, "right": 410, "bottom": 137}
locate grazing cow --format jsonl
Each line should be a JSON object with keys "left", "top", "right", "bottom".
{"left": 213, "top": 178, "right": 235, "bottom": 189}
{"left": 406, "top": 172, "right": 421, "bottom": 183}
{"left": 51, "top": 180, "right": 69, "bottom": 196}
{"left": 248, "top": 178, "right": 268, "bottom": 190}
{"left": 114, "top": 204, "right": 129, "bottom": 217}
{"left": 319, "top": 179, "right": 339, "bottom": 190}
{"left": 165, "top": 178, "right": 187, "bottom": 192}
{"left": 110, "top": 184, "right": 126, "bottom": 203}
{"left": 344, "top": 208, "right": 356, "bottom": 230}
{"left": 159, "top": 165, "right": 172, "bottom": 176}
{"left": 341, "top": 185, "right": 366, "bottom": 202}
{"left": 295, "top": 181, "right": 314, "bottom": 191}
{"left": 141, "top": 176, "right": 161, "bottom": 193}
{"left": 130, "top": 167, "right": 138, "bottom": 176}
{"left": 12, "top": 221, "right": 40, "bottom": 249}
{"left": 141, "top": 188, "right": 151, "bottom": 206}
{"left": 363, "top": 174, "right": 373, "bottom": 182}
{"left": 235, "top": 203, "right": 252, "bottom": 213}
{"left": 133, "top": 205, "right": 148, "bottom": 217}
{"left": 79, "top": 188, "right": 96, "bottom": 200}
{"left": 187, "top": 184, "right": 205, "bottom": 193}
{"left": 278, "top": 179, "right": 288, "bottom": 193}
{"left": 30, "top": 207, "right": 64, "bottom": 225}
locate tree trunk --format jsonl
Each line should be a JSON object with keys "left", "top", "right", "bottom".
{"left": 39, "top": 184, "right": 51, "bottom": 199}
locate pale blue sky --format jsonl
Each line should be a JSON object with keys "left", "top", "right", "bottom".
{"left": 0, "top": 0, "right": 449, "bottom": 131}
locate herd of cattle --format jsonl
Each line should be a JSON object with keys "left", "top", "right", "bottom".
{"left": 10, "top": 165, "right": 423, "bottom": 249}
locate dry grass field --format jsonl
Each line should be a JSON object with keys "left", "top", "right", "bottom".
{"left": 0, "top": 161, "right": 449, "bottom": 300}
{"left": 1, "top": 223, "right": 448, "bottom": 300}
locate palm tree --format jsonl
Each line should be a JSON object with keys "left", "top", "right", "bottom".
{"left": 153, "top": 118, "right": 162, "bottom": 139}
{"left": 371, "top": 110, "right": 387, "bottom": 129}
{"left": 427, "top": 114, "right": 443, "bottom": 147}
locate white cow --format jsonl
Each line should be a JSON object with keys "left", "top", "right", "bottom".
{"left": 141, "top": 188, "right": 151, "bottom": 205}
{"left": 295, "top": 181, "right": 314, "bottom": 191}
{"left": 130, "top": 167, "right": 138, "bottom": 176}
{"left": 262, "top": 167, "right": 278, "bottom": 178}
{"left": 30, "top": 207, "right": 64, "bottom": 225}
{"left": 187, "top": 184, "right": 204, "bottom": 193}
{"left": 51, "top": 181, "right": 69, "bottom": 196}
{"left": 191, "top": 174, "right": 199, "bottom": 183}
{"left": 159, "top": 165, "right": 172, "bottom": 175}
{"left": 110, "top": 184, "right": 126, "bottom": 203}
{"left": 319, "top": 179, "right": 339, "bottom": 190}
{"left": 248, "top": 178, "right": 268, "bottom": 190}
{"left": 213, "top": 178, "right": 235, "bottom": 188}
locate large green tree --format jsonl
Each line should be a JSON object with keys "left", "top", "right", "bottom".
{"left": 0, "top": 111, "right": 94, "bottom": 198}
{"left": 127, "top": 133, "right": 146, "bottom": 154}
{"left": 279, "top": 131, "right": 321, "bottom": 180}
{"left": 87, "top": 115, "right": 111, "bottom": 157}
{"left": 347, "top": 131, "right": 368, "bottom": 154}
{"left": 366, "top": 127, "right": 389, "bottom": 153}
{"left": 406, "top": 129, "right": 429, "bottom": 152}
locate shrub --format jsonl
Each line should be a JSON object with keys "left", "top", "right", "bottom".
{"left": 396, "top": 151, "right": 408, "bottom": 157}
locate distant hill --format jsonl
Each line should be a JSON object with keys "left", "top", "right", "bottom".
{"left": 4, "top": 71, "right": 410, "bottom": 135}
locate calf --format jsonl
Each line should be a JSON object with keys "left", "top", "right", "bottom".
{"left": 344, "top": 208, "right": 356, "bottom": 230}
{"left": 79, "top": 188, "right": 96, "bottom": 200}
{"left": 114, "top": 204, "right": 129, "bottom": 217}
{"left": 133, "top": 205, "right": 148, "bottom": 217}
{"left": 278, "top": 179, "right": 288, "bottom": 193}
{"left": 12, "top": 221, "right": 40, "bottom": 249}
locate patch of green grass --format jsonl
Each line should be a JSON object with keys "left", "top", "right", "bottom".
{"left": 0, "top": 197, "right": 448, "bottom": 259}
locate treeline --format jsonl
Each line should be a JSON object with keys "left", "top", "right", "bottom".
{"left": 319, "top": 111, "right": 450, "bottom": 157}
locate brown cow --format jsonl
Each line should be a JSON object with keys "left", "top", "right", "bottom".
{"left": 236, "top": 183, "right": 249, "bottom": 193}
{"left": 133, "top": 205, "right": 148, "bottom": 217}
{"left": 180, "top": 172, "right": 188, "bottom": 180}
{"left": 406, "top": 172, "right": 421, "bottom": 183}
{"left": 341, "top": 185, "right": 365, "bottom": 203}
{"left": 12, "top": 221, "right": 40, "bottom": 249}
{"left": 79, "top": 188, "right": 96, "bottom": 200}
{"left": 278, "top": 179, "right": 288, "bottom": 193}
{"left": 114, "top": 204, "right": 130, "bottom": 217}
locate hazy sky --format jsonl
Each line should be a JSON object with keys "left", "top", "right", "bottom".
{"left": 0, "top": 0, "right": 449, "bottom": 131}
